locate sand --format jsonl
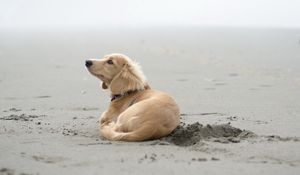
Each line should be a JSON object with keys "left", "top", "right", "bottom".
{"left": 0, "top": 27, "right": 300, "bottom": 175}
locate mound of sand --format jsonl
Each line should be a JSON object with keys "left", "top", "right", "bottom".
{"left": 163, "top": 122, "right": 256, "bottom": 146}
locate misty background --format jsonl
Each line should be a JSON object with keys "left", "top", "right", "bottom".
{"left": 1, "top": 0, "right": 300, "bottom": 30}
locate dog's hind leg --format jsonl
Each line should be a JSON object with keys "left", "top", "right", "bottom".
{"left": 100, "top": 122, "right": 157, "bottom": 141}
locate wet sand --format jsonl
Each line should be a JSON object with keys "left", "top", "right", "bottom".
{"left": 0, "top": 27, "right": 300, "bottom": 175}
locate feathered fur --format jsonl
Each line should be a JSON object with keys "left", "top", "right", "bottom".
{"left": 86, "top": 53, "right": 180, "bottom": 141}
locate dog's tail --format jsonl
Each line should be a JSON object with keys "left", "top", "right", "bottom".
{"left": 100, "top": 122, "right": 156, "bottom": 141}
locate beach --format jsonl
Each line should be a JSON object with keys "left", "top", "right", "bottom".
{"left": 0, "top": 27, "right": 300, "bottom": 175}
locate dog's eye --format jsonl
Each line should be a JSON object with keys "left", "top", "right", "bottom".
{"left": 107, "top": 60, "right": 113, "bottom": 65}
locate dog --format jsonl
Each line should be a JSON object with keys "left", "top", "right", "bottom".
{"left": 85, "top": 53, "right": 180, "bottom": 141}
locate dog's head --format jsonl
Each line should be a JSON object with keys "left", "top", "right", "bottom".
{"left": 85, "top": 53, "right": 147, "bottom": 94}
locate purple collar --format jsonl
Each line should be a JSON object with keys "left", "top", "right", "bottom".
{"left": 110, "top": 85, "right": 151, "bottom": 102}
{"left": 111, "top": 94, "right": 123, "bottom": 102}
{"left": 110, "top": 90, "right": 139, "bottom": 102}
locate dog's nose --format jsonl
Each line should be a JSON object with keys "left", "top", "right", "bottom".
{"left": 85, "top": 60, "right": 93, "bottom": 67}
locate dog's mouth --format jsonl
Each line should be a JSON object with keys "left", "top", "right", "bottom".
{"left": 87, "top": 68, "right": 110, "bottom": 83}
{"left": 87, "top": 69, "right": 102, "bottom": 78}
{"left": 98, "top": 74, "right": 105, "bottom": 80}
{"left": 94, "top": 73, "right": 108, "bottom": 82}
{"left": 99, "top": 74, "right": 104, "bottom": 78}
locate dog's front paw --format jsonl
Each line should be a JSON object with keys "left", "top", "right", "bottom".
{"left": 100, "top": 121, "right": 115, "bottom": 129}
{"left": 100, "top": 117, "right": 106, "bottom": 124}
{"left": 100, "top": 111, "right": 109, "bottom": 124}
{"left": 100, "top": 117, "right": 113, "bottom": 125}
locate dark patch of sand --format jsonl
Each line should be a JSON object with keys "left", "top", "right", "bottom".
{"left": 0, "top": 114, "right": 46, "bottom": 121}
{"left": 138, "top": 153, "right": 158, "bottom": 163}
{"left": 0, "top": 168, "right": 15, "bottom": 175}
{"left": 180, "top": 112, "right": 224, "bottom": 116}
{"left": 162, "top": 122, "right": 256, "bottom": 146}
{"left": 263, "top": 135, "right": 300, "bottom": 142}
{"left": 62, "top": 128, "right": 78, "bottom": 136}
{"left": 3, "top": 108, "right": 22, "bottom": 112}
{"left": 32, "top": 155, "right": 66, "bottom": 164}
{"left": 35, "top": 95, "right": 51, "bottom": 98}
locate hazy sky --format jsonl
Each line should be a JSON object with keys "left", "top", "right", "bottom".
{"left": 1, "top": 0, "right": 300, "bottom": 29}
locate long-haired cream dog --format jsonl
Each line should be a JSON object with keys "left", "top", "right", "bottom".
{"left": 85, "top": 53, "right": 180, "bottom": 141}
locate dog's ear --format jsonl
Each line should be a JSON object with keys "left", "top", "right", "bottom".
{"left": 101, "top": 82, "right": 108, "bottom": 89}
{"left": 110, "top": 63, "right": 146, "bottom": 94}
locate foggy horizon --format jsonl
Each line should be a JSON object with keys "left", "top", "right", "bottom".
{"left": 1, "top": 0, "right": 300, "bottom": 30}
